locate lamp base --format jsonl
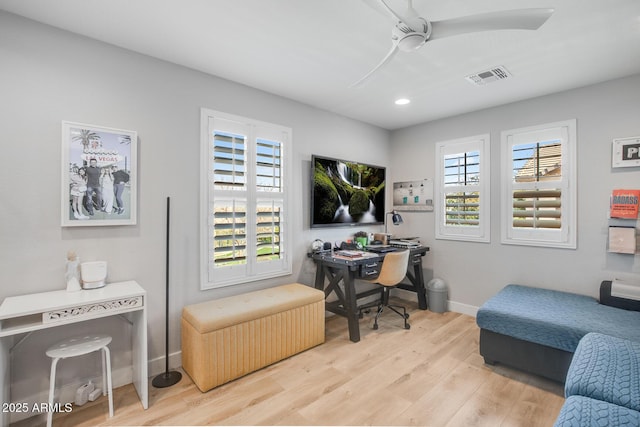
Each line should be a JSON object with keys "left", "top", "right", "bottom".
{"left": 152, "top": 370, "right": 182, "bottom": 388}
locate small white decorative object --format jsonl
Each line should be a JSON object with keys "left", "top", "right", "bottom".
{"left": 65, "top": 251, "right": 82, "bottom": 292}
{"left": 80, "top": 261, "right": 107, "bottom": 289}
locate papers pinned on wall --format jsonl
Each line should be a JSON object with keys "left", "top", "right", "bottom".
{"left": 610, "top": 189, "right": 640, "bottom": 219}
{"left": 608, "top": 226, "right": 637, "bottom": 254}
{"left": 393, "top": 179, "right": 433, "bottom": 212}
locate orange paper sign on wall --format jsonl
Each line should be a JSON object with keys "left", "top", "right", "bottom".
{"left": 610, "top": 189, "right": 640, "bottom": 219}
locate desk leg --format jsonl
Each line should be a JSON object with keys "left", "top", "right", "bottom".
{"left": 343, "top": 271, "right": 361, "bottom": 343}
{"left": 313, "top": 260, "right": 362, "bottom": 343}
{"left": 130, "top": 309, "right": 148, "bottom": 409}
{"left": 413, "top": 262, "right": 427, "bottom": 310}
{"left": 314, "top": 263, "right": 326, "bottom": 292}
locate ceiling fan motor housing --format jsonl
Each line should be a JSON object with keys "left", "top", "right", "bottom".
{"left": 393, "top": 17, "right": 431, "bottom": 51}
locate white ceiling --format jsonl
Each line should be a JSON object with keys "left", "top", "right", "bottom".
{"left": 2, "top": 0, "right": 640, "bottom": 130}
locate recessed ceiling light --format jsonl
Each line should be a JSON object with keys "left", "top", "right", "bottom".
{"left": 395, "top": 98, "right": 411, "bottom": 105}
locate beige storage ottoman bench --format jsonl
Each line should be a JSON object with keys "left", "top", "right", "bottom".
{"left": 181, "top": 283, "right": 325, "bottom": 392}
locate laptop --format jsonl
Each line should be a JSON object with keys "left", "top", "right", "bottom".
{"left": 366, "top": 246, "right": 398, "bottom": 254}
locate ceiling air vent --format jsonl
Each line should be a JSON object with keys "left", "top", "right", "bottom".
{"left": 465, "top": 66, "right": 511, "bottom": 86}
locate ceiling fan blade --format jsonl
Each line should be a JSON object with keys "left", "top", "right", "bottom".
{"left": 378, "top": 0, "right": 415, "bottom": 28}
{"left": 350, "top": 44, "right": 399, "bottom": 88}
{"left": 363, "top": 0, "right": 420, "bottom": 32}
{"left": 361, "top": 0, "right": 396, "bottom": 20}
{"left": 430, "top": 8, "right": 554, "bottom": 41}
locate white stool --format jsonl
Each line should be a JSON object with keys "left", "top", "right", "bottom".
{"left": 46, "top": 334, "right": 114, "bottom": 427}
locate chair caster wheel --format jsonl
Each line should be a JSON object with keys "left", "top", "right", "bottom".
{"left": 405, "top": 324, "right": 411, "bottom": 330}
{"left": 373, "top": 324, "right": 379, "bottom": 330}
{"left": 358, "top": 313, "right": 364, "bottom": 319}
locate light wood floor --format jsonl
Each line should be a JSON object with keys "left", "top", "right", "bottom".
{"left": 30, "top": 299, "right": 565, "bottom": 426}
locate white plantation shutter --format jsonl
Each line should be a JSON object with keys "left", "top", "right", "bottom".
{"left": 256, "top": 200, "right": 282, "bottom": 263}
{"left": 212, "top": 200, "right": 247, "bottom": 267}
{"left": 444, "top": 150, "right": 480, "bottom": 227}
{"left": 445, "top": 192, "right": 480, "bottom": 226}
{"left": 501, "top": 120, "right": 576, "bottom": 248}
{"left": 213, "top": 132, "right": 245, "bottom": 189}
{"left": 256, "top": 138, "right": 281, "bottom": 192}
{"left": 435, "top": 134, "right": 490, "bottom": 242}
{"left": 512, "top": 189, "right": 562, "bottom": 229}
{"left": 201, "top": 109, "right": 292, "bottom": 289}
{"left": 255, "top": 139, "right": 283, "bottom": 264}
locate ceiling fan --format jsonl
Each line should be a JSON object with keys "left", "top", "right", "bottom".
{"left": 351, "top": 0, "right": 554, "bottom": 87}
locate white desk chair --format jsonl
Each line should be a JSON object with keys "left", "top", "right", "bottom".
{"left": 363, "top": 250, "right": 411, "bottom": 330}
{"left": 46, "top": 334, "right": 114, "bottom": 427}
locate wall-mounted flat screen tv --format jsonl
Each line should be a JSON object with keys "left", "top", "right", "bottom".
{"left": 311, "top": 154, "right": 386, "bottom": 228}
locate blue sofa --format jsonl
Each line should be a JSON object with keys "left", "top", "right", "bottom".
{"left": 477, "top": 282, "right": 640, "bottom": 426}
{"left": 554, "top": 333, "right": 640, "bottom": 426}
{"left": 476, "top": 282, "right": 640, "bottom": 382}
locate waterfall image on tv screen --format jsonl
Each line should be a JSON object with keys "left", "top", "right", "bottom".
{"left": 311, "top": 155, "right": 385, "bottom": 228}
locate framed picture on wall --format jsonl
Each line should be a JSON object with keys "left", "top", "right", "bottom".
{"left": 393, "top": 179, "right": 434, "bottom": 211}
{"left": 61, "top": 121, "right": 137, "bottom": 226}
{"left": 612, "top": 136, "right": 640, "bottom": 168}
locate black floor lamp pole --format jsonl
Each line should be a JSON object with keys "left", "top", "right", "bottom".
{"left": 152, "top": 196, "right": 182, "bottom": 388}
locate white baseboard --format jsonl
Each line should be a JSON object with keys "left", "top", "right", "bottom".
{"left": 148, "top": 350, "right": 183, "bottom": 378}
{"left": 447, "top": 300, "right": 479, "bottom": 317}
{"left": 395, "top": 288, "right": 479, "bottom": 317}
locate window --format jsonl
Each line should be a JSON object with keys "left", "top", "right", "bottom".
{"left": 200, "top": 109, "right": 292, "bottom": 289}
{"left": 501, "top": 119, "right": 576, "bottom": 248}
{"left": 435, "top": 134, "right": 490, "bottom": 242}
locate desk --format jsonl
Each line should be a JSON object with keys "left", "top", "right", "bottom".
{"left": 0, "top": 281, "right": 148, "bottom": 426}
{"left": 312, "top": 246, "right": 429, "bottom": 342}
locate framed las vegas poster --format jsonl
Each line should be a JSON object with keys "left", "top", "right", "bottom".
{"left": 61, "top": 121, "right": 137, "bottom": 226}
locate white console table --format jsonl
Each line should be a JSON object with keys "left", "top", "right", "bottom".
{"left": 0, "top": 281, "right": 148, "bottom": 426}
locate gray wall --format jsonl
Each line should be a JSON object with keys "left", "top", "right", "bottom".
{"left": 0, "top": 11, "right": 389, "bottom": 407}
{"left": 389, "top": 74, "right": 640, "bottom": 313}
{"left": 2, "top": 7, "right": 640, "bottom": 412}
